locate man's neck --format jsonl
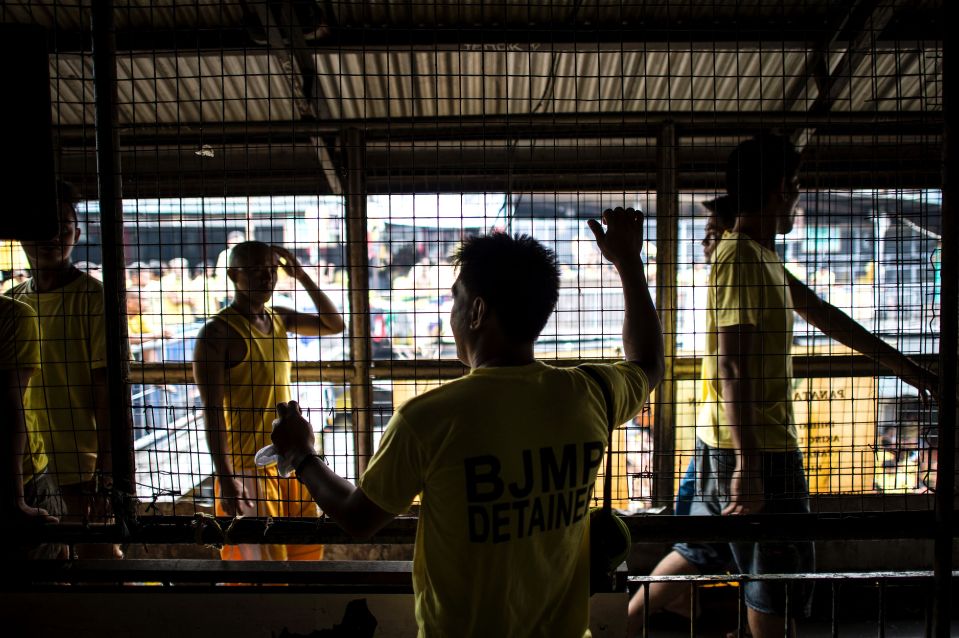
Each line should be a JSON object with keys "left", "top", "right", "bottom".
{"left": 732, "top": 214, "right": 777, "bottom": 250}
{"left": 31, "top": 263, "right": 79, "bottom": 292}
{"left": 469, "top": 341, "right": 536, "bottom": 369}
{"left": 230, "top": 296, "right": 267, "bottom": 318}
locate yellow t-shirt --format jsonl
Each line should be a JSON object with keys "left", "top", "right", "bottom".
{"left": 359, "top": 361, "right": 650, "bottom": 638}
{"left": 215, "top": 306, "right": 291, "bottom": 472}
{"left": 697, "top": 231, "right": 797, "bottom": 451}
{"left": 8, "top": 273, "right": 107, "bottom": 485}
{"left": 0, "top": 295, "right": 47, "bottom": 484}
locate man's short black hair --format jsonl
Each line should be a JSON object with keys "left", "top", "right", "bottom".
{"left": 452, "top": 232, "right": 561, "bottom": 344}
{"left": 725, "top": 134, "right": 802, "bottom": 213}
{"left": 229, "top": 240, "right": 272, "bottom": 268}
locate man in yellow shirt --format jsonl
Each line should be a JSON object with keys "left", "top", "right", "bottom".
{"left": 645, "top": 192, "right": 939, "bottom": 630}
{"left": 192, "top": 241, "right": 344, "bottom": 561}
{"left": 7, "top": 181, "right": 116, "bottom": 559}
{"left": 626, "top": 136, "right": 809, "bottom": 637}
{"left": 645, "top": 136, "right": 811, "bottom": 637}
{"left": 271, "top": 213, "right": 665, "bottom": 637}
{"left": 1, "top": 294, "right": 66, "bottom": 559}
{"left": 626, "top": 135, "right": 939, "bottom": 638}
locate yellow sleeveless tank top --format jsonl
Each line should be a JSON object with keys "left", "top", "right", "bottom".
{"left": 215, "top": 305, "right": 292, "bottom": 471}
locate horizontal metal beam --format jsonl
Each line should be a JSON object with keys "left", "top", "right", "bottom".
{"left": 61, "top": 168, "right": 940, "bottom": 200}
{"left": 8, "top": 506, "right": 945, "bottom": 548}
{"left": 5, "top": 558, "right": 414, "bottom": 588}
{"left": 55, "top": 112, "right": 943, "bottom": 146}
{"left": 45, "top": 23, "right": 942, "bottom": 55}
{"left": 676, "top": 353, "right": 941, "bottom": 381}
{"left": 130, "top": 353, "right": 937, "bottom": 384}
{"left": 5, "top": 560, "right": 952, "bottom": 590}
{"left": 130, "top": 361, "right": 356, "bottom": 384}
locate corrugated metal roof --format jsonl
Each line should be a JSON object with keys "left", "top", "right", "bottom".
{"left": 47, "top": 44, "right": 941, "bottom": 127}
{"left": 9, "top": 3, "right": 935, "bottom": 196}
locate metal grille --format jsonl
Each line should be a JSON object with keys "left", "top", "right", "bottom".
{"left": 0, "top": 0, "right": 952, "bottom": 632}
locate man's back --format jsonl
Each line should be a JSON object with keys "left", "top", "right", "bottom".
{"left": 698, "top": 231, "right": 797, "bottom": 451}
{"left": 359, "top": 361, "right": 649, "bottom": 637}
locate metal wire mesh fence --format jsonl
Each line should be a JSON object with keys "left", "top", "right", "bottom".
{"left": 0, "top": 0, "right": 948, "bottom": 606}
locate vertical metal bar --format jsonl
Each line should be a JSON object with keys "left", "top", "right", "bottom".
{"left": 934, "top": 13, "right": 956, "bottom": 638}
{"left": 689, "top": 580, "right": 695, "bottom": 635}
{"left": 878, "top": 579, "right": 886, "bottom": 638}
{"left": 344, "top": 127, "right": 374, "bottom": 477}
{"left": 832, "top": 581, "right": 839, "bottom": 638}
{"left": 91, "top": 0, "right": 135, "bottom": 517}
{"left": 784, "top": 581, "right": 791, "bottom": 636}
{"left": 689, "top": 581, "right": 697, "bottom": 638}
{"left": 643, "top": 581, "right": 650, "bottom": 638}
{"left": 653, "top": 123, "right": 679, "bottom": 507}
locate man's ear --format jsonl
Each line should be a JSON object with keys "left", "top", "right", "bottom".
{"left": 762, "top": 177, "right": 787, "bottom": 210}
{"left": 226, "top": 266, "right": 239, "bottom": 284}
{"left": 469, "top": 296, "right": 487, "bottom": 330}
{"left": 778, "top": 176, "right": 789, "bottom": 201}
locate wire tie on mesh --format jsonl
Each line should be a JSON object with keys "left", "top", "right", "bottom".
{"left": 263, "top": 516, "right": 274, "bottom": 538}
{"left": 222, "top": 514, "right": 245, "bottom": 547}
{"left": 192, "top": 512, "right": 229, "bottom": 550}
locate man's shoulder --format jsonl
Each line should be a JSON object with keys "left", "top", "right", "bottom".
{"left": 76, "top": 271, "right": 104, "bottom": 289}
{"left": 576, "top": 360, "right": 650, "bottom": 401}
{"left": 0, "top": 293, "right": 36, "bottom": 318}
{"left": 714, "top": 232, "right": 763, "bottom": 264}
{"left": 392, "top": 374, "right": 479, "bottom": 424}
{"left": 197, "top": 312, "right": 242, "bottom": 343}
{"left": 0, "top": 295, "right": 37, "bottom": 345}
{"left": 6, "top": 279, "right": 31, "bottom": 298}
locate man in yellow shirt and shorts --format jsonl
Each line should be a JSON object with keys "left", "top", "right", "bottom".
{"left": 193, "top": 240, "right": 344, "bottom": 561}
{"left": 7, "top": 181, "right": 116, "bottom": 558}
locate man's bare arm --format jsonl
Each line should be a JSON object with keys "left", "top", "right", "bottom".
{"left": 272, "top": 246, "right": 345, "bottom": 337}
{"left": 718, "top": 324, "right": 764, "bottom": 516}
{"left": 788, "top": 273, "right": 937, "bottom": 398}
{"left": 271, "top": 402, "right": 395, "bottom": 539}
{"left": 3, "top": 367, "right": 57, "bottom": 522}
{"left": 192, "top": 321, "right": 252, "bottom": 516}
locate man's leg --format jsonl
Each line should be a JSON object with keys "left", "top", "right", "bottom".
{"left": 733, "top": 451, "right": 815, "bottom": 638}
{"left": 60, "top": 480, "right": 123, "bottom": 559}
{"left": 747, "top": 607, "right": 795, "bottom": 638}
{"left": 278, "top": 470, "right": 324, "bottom": 561}
{"left": 17, "top": 473, "right": 69, "bottom": 560}
{"left": 215, "top": 474, "right": 266, "bottom": 561}
{"left": 627, "top": 550, "right": 700, "bottom": 636}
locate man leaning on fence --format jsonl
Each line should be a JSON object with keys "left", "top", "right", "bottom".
{"left": 6, "top": 180, "right": 117, "bottom": 559}
{"left": 269, "top": 214, "right": 664, "bottom": 637}
{"left": 192, "top": 241, "right": 345, "bottom": 561}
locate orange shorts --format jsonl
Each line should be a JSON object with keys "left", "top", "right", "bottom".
{"left": 214, "top": 464, "right": 324, "bottom": 561}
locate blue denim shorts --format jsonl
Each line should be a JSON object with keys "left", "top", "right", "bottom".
{"left": 673, "top": 441, "right": 816, "bottom": 618}
{"left": 10, "top": 472, "right": 68, "bottom": 560}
